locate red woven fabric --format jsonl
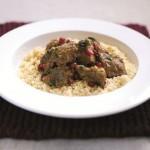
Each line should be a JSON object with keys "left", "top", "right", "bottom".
{"left": 125, "top": 24, "right": 149, "bottom": 37}
{"left": 0, "top": 22, "right": 26, "bottom": 36}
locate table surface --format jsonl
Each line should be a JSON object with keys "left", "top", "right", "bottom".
{"left": 0, "top": 0, "right": 150, "bottom": 149}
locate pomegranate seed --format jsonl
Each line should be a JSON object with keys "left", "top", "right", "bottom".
{"left": 38, "top": 64, "right": 46, "bottom": 71}
{"left": 85, "top": 48, "right": 94, "bottom": 56}
{"left": 96, "top": 62, "right": 103, "bottom": 67}
{"left": 58, "top": 37, "right": 66, "bottom": 45}
{"left": 88, "top": 82, "right": 95, "bottom": 87}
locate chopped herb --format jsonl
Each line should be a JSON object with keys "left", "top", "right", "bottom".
{"left": 78, "top": 40, "right": 89, "bottom": 51}
{"left": 49, "top": 80, "right": 56, "bottom": 86}
{"left": 88, "top": 37, "right": 96, "bottom": 41}
{"left": 107, "top": 57, "right": 112, "bottom": 61}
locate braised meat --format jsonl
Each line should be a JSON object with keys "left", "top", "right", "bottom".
{"left": 76, "top": 65, "right": 106, "bottom": 88}
{"left": 46, "top": 37, "right": 70, "bottom": 50}
{"left": 41, "top": 42, "right": 78, "bottom": 67}
{"left": 98, "top": 52, "right": 127, "bottom": 78}
{"left": 46, "top": 39, "right": 59, "bottom": 50}
{"left": 38, "top": 37, "right": 127, "bottom": 88}
{"left": 41, "top": 66, "right": 73, "bottom": 87}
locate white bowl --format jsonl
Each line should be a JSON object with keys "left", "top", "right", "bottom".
{"left": 0, "top": 18, "right": 150, "bottom": 118}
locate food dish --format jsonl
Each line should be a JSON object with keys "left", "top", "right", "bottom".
{"left": 19, "top": 37, "right": 136, "bottom": 96}
{"left": 0, "top": 18, "right": 150, "bottom": 118}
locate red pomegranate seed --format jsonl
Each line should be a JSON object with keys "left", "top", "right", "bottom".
{"left": 88, "top": 82, "right": 95, "bottom": 87}
{"left": 85, "top": 48, "right": 94, "bottom": 56}
{"left": 58, "top": 37, "right": 66, "bottom": 45}
{"left": 38, "top": 64, "right": 46, "bottom": 71}
{"left": 96, "top": 62, "right": 103, "bottom": 67}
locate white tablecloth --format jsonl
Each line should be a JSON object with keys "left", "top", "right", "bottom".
{"left": 0, "top": 0, "right": 150, "bottom": 149}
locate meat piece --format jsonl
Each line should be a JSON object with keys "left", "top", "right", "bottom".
{"left": 46, "top": 37, "right": 71, "bottom": 51}
{"left": 40, "top": 51, "right": 51, "bottom": 64}
{"left": 49, "top": 42, "right": 78, "bottom": 66}
{"left": 40, "top": 42, "right": 78, "bottom": 67}
{"left": 46, "top": 39, "right": 59, "bottom": 50}
{"left": 75, "top": 65, "right": 106, "bottom": 88}
{"left": 41, "top": 66, "right": 73, "bottom": 87}
{"left": 99, "top": 52, "right": 127, "bottom": 78}
{"left": 112, "top": 56, "right": 127, "bottom": 76}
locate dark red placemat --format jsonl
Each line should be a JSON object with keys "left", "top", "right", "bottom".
{"left": 0, "top": 22, "right": 150, "bottom": 140}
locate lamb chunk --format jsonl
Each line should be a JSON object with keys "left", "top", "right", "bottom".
{"left": 99, "top": 52, "right": 127, "bottom": 78}
{"left": 46, "top": 39, "right": 59, "bottom": 50}
{"left": 49, "top": 42, "right": 78, "bottom": 66}
{"left": 46, "top": 37, "right": 71, "bottom": 51}
{"left": 41, "top": 66, "right": 73, "bottom": 87}
{"left": 75, "top": 65, "right": 106, "bottom": 88}
{"left": 40, "top": 42, "right": 78, "bottom": 67}
{"left": 112, "top": 56, "right": 127, "bottom": 76}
